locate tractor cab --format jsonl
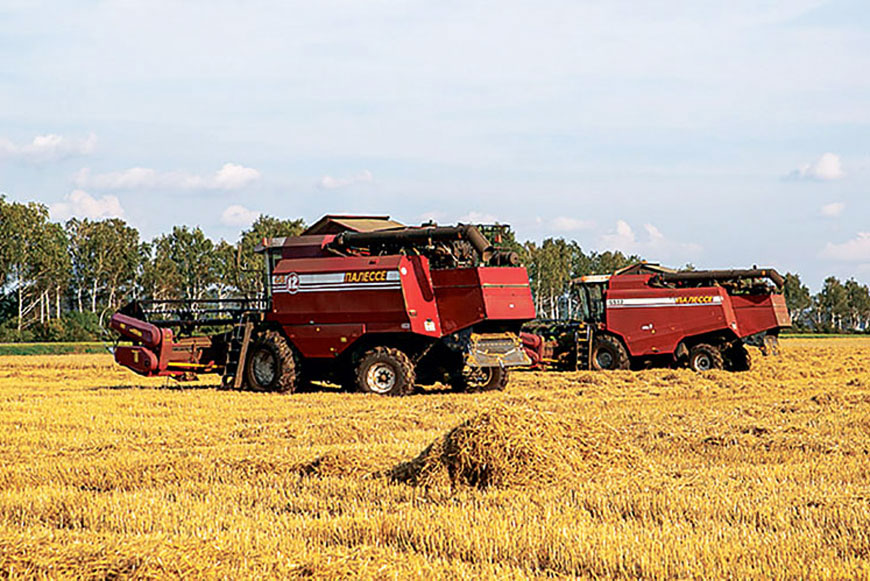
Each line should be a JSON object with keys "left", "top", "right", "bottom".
{"left": 571, "top": 275, "right": 609, "bottom": 325}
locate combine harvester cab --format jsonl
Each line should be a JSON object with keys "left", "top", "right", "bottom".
{"left": 523, "top": 263, "right": 791, "bottom": 372}
{"left": 110, "top": 215, "right": 535, "bottom": 395}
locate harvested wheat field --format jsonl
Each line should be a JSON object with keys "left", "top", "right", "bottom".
{"left": 1, "top": 338, "right": 869, "bottom": 579}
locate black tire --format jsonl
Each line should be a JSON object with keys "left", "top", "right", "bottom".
{"left": 724, "top": 344, "right": 752, "bottom": 372}
{"left": 244, "top": 330, "right": 300, "bottom": 393}
{"left": 688, "top": 343, "right": 724, "bottom": 372}
{"left": 355, "top": 347, "right": 415, "bottom": 396}
{"left": 591, "top": 335, "right": 630, "bottom": 370}
{"left": 451, "top": 367, "right": 509, "bottom": 393}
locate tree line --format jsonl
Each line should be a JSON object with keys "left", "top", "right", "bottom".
{"left": 0, "top": 195, "right": 866, "bottom": 341}
{"left": 783, "top": 273, "right": 870, "bottom": 333}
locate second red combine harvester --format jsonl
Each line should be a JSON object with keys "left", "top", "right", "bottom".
{"left": 110, "top": 216, "right": 535, "bottom": 395}
{"left": 522, "top": 263, "right": 792, "bottom": 372}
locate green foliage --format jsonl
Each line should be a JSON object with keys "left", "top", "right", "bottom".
{"left": 0, "top": 319, "right": 35, "bottom": 343}
{"left": 145, "top": 226, "right": 215, "bottom": 300}
{"left": 67, "top": 217, "right": 143, "bottom": 312}
{"left": 235, "top": 215, "right": 306, "bottom": 297}
{"left": 0, "top": 342, "right": 104, "bottom": 355}
{"left": 783, "top": 273, "right": 812, "bottom": 328}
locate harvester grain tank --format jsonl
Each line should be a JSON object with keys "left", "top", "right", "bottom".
{"left": 109, "top": 215, "right": 535, "bottom": 394}
{"left": 522, "top": 263, "right": 791, "bottom": 372}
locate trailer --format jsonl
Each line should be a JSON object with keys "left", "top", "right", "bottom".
{"left": 521, "top": 263, "right": 791, "bottom": 372}
{"left": 109, "top": 216, "right": 535, "bottom": 395}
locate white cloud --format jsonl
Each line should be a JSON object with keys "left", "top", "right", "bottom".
{"left": 0, "top": 133, "right": 96, "bottom": 162}
{"left": 821, "top": 233, "right": 870, "bottom": 262}
{"left": 458, "top": 211, "right": 500, "bottom": 224}
{"left": 789, "top": 153, "right": 844, "bottom": 181}
{"left": 550, "top": 216, "right": 595, "bottom": 232}
{"left": 220, "top": 204, "right": 260, "bottom": 228}
{"left": 49, "top": 190, "right": 124, "bottom": 221}
{"left": 213, "top": 163, "right": 261, "bottom": 189}
{"left": 74, "top": 163, "right": 260, "bottom": 191}
{"left": 318, "top": 169, "right": 373, "bottom": 189}
{"left": 600, "top": 220, "right": 702, "bottom": 262}
{"left": 820, "top": 202, "right": 845, "bottom": 217}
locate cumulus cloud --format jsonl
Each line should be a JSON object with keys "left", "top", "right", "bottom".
{"left": 550, "top": 216, "right": 595, "bottom": 232}
{"left": 788, "top": 153, "right": 844, "bottom": 181}
{"left": 220, "top": 204, "right": 260, "bottom": 228}
{"left": 318, "top": 169, "right": 373, "bottom": 189}
{"left": 820, "top": 202, "right": 845, "bottom": 217}
{"left": 821, "top": 233, "right": 870, "bottom": 262}
{"left": 600, "top": 220, "right": 702, "bottom": 261}
{"left": 49, "top": 190, "right": 124, "bottom": 221}
{"left": 213, "top": 163, "right": 261, "bottom": 189}
{"left": 74, "top": 163, "right": 260, "bottom": 191}
{"left": 0, "top": 133, "right": 96, "bottom": 162}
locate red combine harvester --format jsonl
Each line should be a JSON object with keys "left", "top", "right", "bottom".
{"left": 109, "top": 216, "right": 535, "bottom": 395}
{"left": 522, "top": 263, "right": 791, "bottom": 372}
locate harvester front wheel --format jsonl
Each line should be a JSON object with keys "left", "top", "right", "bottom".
{"left": 688, "top": 343, "right": 724, "bottom": 372}
{"left": 245, "top": 331, "right": 300, "bottom": 393}
{"left": 591, "top": 335, "right": 630, "bottom": 371}
{"left": 451, "top": 366, "right": 509, "bottom": 393}
{"left": 355, "top": 347, "right": 415, "bottom": 396}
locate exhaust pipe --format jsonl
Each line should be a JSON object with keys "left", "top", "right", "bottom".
{"left": 653, "top": 268, "right": 785, "bottom": 289}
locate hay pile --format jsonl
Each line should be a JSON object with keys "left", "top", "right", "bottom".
{"left": 298, "top": 448, "right": 406, "bottom": 478}
{"left": 391, "top": 404, "right": 640, "bottom": 489}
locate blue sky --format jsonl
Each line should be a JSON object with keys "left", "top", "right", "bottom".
{"left": 0, "top": 0, "right": 868, "bottom": 289}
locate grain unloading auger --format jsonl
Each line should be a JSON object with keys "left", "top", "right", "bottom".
{"left": 522, "top": 263, "right": 792, "bottom": 372}
{"left": 110, "top": 215, "right": 535, "bottom": 395}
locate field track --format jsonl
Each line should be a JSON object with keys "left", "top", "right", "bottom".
{"left": 1, "top": 338, "right": 869, "bottom": 579}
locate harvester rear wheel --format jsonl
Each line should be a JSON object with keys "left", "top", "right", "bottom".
{"left": 688, "top": 343, "right": 724, "bottom": 372}
{"left": 724, "top": 344, "right": 752, "bottom": 372}
{"left": 591, "top": 335, "right": 630, "bottom": 371}
{"left": 355, "top": 347, "right": 415, "bottom": 396}
{"left": 245, "top": 331, "right": 300, "bottom": 393}
{"left": 451, "top": 367, "right": 509, "bottom": 393}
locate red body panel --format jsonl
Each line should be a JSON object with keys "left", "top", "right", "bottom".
{"left": 432, "top": 267, "right": 535, "bottom": 335}
{"left": 283, "top": 323, "right": 366, "bottom": 359}
{"left": 730, "top": 293, "right": 790, "bottom": 337}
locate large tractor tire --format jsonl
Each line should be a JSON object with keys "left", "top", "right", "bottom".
{"left": 591, "top": 335, "right": 630, "bottom": 371}
{"left": 451, "top": 367, "right": 509, "bottom": 393}
{"left": 724, "top": 344, "right": 752, "bottom": 372}
{"left": 355, "top": 347, "right": 416, "bottom": 396}
{"left": 245, "top": 330, "right": 301, "bottom": 393}
{"left": 687, "top": 343, "right": 724, "bottom": 372}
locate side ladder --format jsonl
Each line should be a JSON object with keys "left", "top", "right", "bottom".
{"left": 571, "top": 324, "right": 593, "bottom": 371}
{"left": 222, "top": 313, "right": 256, "bottom": 389}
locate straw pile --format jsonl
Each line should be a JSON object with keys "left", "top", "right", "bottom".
{"left": 294, "top": 447, "right": 404, "bottom": 478}
{"left": 391, "top": 403, "right": 639, "bottom": 489}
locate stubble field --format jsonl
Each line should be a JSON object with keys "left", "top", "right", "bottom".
{"left": 0, "top": 338, "right": 869, "bottom": 579}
